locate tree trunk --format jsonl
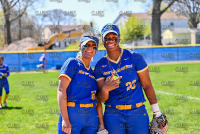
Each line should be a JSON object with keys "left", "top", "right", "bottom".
{"left": 5, "top": 19, "right": 12, "bottom": 44}
{"left": 1, "top": 0, "right": 29, "bottom": 45}
{"left": 152, "top": 0, "right": 162, "bottom": 45}
{"left": 189, "top": 15, "right": 198, "bottom": 28}
{"left": 18, "top": 1, "right": 22, "bottom": 40}
{"left": 2, "top": 1, "right": 12, "bottom": 45}
{"left": 18, "top": 17, "right": 22, "bottom": 40}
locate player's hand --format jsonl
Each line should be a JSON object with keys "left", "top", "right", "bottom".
{"left": 103, "top": 72, "right": 122, "bottom": 91}
{"left": 62, "top": 120, "right": 72, "bottom": 134}
{"left": 2, "top": 73, "right": 7, "bottom": 78}
{"left": 1, "top": 73, "right": 5, "bottom": 78}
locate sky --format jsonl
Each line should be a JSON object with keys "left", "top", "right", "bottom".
{"left": 28, "top": 0, "right": 151, "bottom": 30}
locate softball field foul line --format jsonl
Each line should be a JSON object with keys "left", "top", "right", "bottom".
{"left": 157, "top": 91, "right": 200, "bottom": 101}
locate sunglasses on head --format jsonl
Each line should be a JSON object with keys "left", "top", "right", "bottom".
{"left": 84, "top": 36, "right": 99, "bottom": 44}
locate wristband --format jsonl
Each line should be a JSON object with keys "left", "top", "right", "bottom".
{"left": 151, "top": 103, "right": 161, "bottom": 117}
{"left": 62, "top": 120, "right": 67, "bottom": 127}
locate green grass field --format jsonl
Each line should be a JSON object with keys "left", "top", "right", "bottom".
{"left": 0, "top": 62, "right": 199, "bottom": 134}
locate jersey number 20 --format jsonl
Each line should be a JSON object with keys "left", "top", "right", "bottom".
{"left": 126, "top": 80, "right": 136, "bottom": 91}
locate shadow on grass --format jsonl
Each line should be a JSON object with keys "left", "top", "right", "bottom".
{"left": 0, "top": 106, "right": 23, "bottom": 110}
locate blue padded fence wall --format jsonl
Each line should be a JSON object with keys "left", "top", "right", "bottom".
{"left": 0, "top": 46, "right": 199, "bottom": 72}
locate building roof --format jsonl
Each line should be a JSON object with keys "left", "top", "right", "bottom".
{"left": 128, "top": 12, "right": 188, "bottom": 20}
{"left": 114, "top": 12, "right": 188, "bottom": 24}
{"left": 164, "top": 28, "right": 200, "bottom": 33}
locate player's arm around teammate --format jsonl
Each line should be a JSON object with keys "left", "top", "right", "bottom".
{"left": 57, "top": 35, "right": 106, "bottom": 134}
{"left": 96, "top": 72, "right": 121, "bottom": 132}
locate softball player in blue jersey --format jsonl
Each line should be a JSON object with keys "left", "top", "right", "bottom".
{"left": 57, "top": 35, "right": 106, "bottom": 134}
{"left": 94, "top": 23, "right": 164, "bottom": 134}
{"left": 37, "top": 53, "right": 46, "bottom": 73}
{"left": 0, "top": 56, "right": 10, "bottom": 108}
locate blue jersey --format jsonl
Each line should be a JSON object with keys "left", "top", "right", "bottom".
{"left": 94, "top": 49, "right": 148, "bottom": 105}
{"left": 58, "top": 58, "right": 98, "bottom": 104}
{"left": 39, "top": 54, "right": 45, "bottom": 64}
{"left": 0, "top": 64, "right": 10, "bottom": 80}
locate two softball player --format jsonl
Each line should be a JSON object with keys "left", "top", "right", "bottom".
{"left": 94, "top": 23, "right": 166, "bottom": 134}
{"left": 57, "top": 35, "right": 106, "bottom": 134}
{"left": 0, "top": 56, "right": 10, "bottom": 108}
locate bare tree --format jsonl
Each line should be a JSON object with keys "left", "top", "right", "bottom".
{"left": 18, "top": 0, "right": 22, "bottom": 40}
{"left": 33, "top": 15, "right": 46, "bottom": 41}
{"left": 0, "top": 0, "right": 31, "bottom": 44}
{"left": 47, "top": 9, "right": 75, "bottom": 25}
{"left": 171, "top": 0, "right": 200, "bottom": 28}
{"left": 152, "top": 0, "right": 177, "bottom": 45}
{"left": 10, "top": 12, "right": 38, "bottom": 40}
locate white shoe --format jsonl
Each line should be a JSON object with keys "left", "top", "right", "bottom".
{"left": 0, "top": 104, "right": 2, "bottom": 108}
{"left": 3, "top": 101, "right": 7, "bottom": 107}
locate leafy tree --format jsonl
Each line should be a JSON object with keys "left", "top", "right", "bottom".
{"left": 120, "top": 15, "right": 151, "bottom": 44}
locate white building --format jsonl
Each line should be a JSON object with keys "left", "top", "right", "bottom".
{"left": 113, "top": 12, "right": 188, "bottom": 33}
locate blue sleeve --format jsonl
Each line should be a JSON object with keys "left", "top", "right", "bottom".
{"left": 6, "top": 66, "right": 10, "bottom": 77}
{"left": 94, "top": 61, "right": 104, "bottom": 81}
{"left": 132, "top": 52, "right": 148, "bottom": 73}
{"left": 58, "top": 58, "right": 78, "bottom": 81}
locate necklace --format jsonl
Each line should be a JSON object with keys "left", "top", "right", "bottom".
{"left": 107, "top": 57, "right": 121, "bottom": 77}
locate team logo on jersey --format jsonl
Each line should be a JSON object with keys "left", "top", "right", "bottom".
{"left": 103, "top": 64, "right": 133, "bottom": 75}
{"left": 78, "top": 70, "right": 95, "bottom": 79}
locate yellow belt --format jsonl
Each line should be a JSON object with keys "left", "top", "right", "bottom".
{"left": 107, "top": 102, "right": 143, "bottom": 110}
{"left": 67, "top": 102, "right": 94, "bottom": 108}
